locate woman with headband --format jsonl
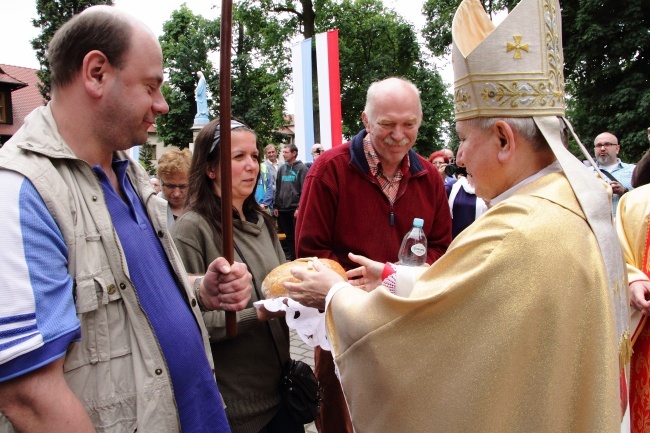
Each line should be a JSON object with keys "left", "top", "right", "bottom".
{"left": 172, "top": 119, "right": 304, "bottom": 433}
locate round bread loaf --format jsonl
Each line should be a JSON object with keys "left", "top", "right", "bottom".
{"left": 262, "top": 257, "right": 347, "bottom": 298}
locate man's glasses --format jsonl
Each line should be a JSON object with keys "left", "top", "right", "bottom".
{"left": 595, "top": 142, "right": 618, "bottom": 149}
{"left": 162, "top": 182, "right": 188, "bottom": 191}
{"left": 313, "top": 148, "right": 323, "bottom": 155}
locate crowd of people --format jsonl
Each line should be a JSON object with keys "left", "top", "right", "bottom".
{"left": 0, "top": 1, "right": 648, "bottom": 433}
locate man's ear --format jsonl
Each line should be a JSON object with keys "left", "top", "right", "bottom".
{"left": 494, "top": 120, "right": 516, "bottom": 163}
{"left": 81, "top": 50, "right": 111, "bottom": 98}
{"left": 361, "top": 112, "right": 370, "bottom": 132}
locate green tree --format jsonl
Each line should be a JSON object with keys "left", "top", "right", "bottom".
{"left": 257, "top": 0, "right": 318, "bottom": 39}
{"left": 139, "top": 143, "right": 156, "bottom": 174}
{"left": 31, "top": 0, "right": 114, "bottom": 102}
{"left": 562, "top": 0, "right": 650, "bottom": 162}
{"left": 254, "top": 0, "right": 322, "bottom": 139}
{"left": 157, "top": 4, "right": 219, "bottom": 148}
{"left": 422, "top": 0, "right": 516, "bottom": 57}
{"left": 230, "top": 1, "right": 293, "bottom": 147}
{"left": 412, "top": 65, "right": 454, "bottom": 156}
{"left": 422, "top": 0, "right": 649, "bottom": 162}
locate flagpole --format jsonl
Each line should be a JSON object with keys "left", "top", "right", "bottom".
{"left": 220, "top": 0, "right": 236, "bottom": 337}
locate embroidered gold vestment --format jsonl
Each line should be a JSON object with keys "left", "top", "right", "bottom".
{"left": 327, "top": 173, "right": 620, "bottom": 432}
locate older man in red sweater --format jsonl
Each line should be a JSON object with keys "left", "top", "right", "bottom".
{"left": 295, "top": 77, "right": 451, "bottom": 433}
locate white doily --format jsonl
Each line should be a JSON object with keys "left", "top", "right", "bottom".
{"left": 254, "top": 298, "right": 330, "bottom": 351}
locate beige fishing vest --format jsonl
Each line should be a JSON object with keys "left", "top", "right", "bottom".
{"left": 0, "top": 105, "right": 215, "bottom": 433}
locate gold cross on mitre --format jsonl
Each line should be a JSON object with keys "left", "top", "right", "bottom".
{"left": 506, "top": 35, "right": 529, "bottom": 59}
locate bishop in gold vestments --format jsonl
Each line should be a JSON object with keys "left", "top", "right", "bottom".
{"left": 325, "top": 172, "right": 620, "bottom": 432}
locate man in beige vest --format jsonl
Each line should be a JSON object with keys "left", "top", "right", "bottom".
{"left": 285, "top": 0, "right": 629, "bottom": 431}
{"left": 0, "top": 6, "right": 251, "bottom": 433}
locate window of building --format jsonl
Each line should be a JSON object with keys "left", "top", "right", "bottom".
{"left": 0, "top": 92, "right": 6, "bottom": 124}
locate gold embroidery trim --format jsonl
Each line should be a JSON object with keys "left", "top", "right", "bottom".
{"left": 454, "top": 88, "right": 473, "bottom": 113}
{"left": 620, "top": 326, "right": 632, "bottom": 370}
{"left": 479, "top": 81, "right": 563, "bottom": 108}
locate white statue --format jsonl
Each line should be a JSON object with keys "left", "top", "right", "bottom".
{"left": 194, "top": 71, "right": 208, "bottom": 123}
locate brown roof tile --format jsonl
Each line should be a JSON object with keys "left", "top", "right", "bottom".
{"left": 0, "top": 64, "right": 44, "bottom": 137}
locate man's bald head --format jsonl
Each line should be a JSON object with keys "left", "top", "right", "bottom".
{"left": 593, "top": 131, "right": 620, "bottom": 166}
{"left": 363, "top": 77, "right": 422, "bottom": 124}
{"left": 594, "top": 132, "right": 618, "bottom": 146}
{"left": 48, "top": 6, "right": 149, "bottom": 90}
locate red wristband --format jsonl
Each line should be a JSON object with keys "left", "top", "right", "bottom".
{"left": 382, "top": 262, "right": 396, "bottom": 280}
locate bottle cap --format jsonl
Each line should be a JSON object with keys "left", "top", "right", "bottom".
{"left": 413, "top": 218, "right": 424, "bottom": 228}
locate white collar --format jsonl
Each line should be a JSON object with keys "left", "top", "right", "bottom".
{"left": 487, "top": 160, "right": 563, "bottom": 208}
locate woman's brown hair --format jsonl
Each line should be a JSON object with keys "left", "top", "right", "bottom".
{"left": 185, "top": 118, "right": 275, "bottom": 237}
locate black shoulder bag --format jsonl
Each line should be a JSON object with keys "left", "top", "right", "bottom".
{"left": 232, "top": 241, "right": 321, "bottom": 424}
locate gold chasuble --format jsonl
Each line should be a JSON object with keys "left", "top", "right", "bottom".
{"left": 616, "top": 185, "right": 650, "bottom": 432}
{"left": 327, "top": 173, "right": 621, "bottom": 432}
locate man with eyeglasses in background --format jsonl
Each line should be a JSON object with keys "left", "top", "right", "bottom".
{"left": 158, "top": 148, "right": 192, "bottom": 228}
{"left": 592, "top": 131, "right": 635, "bottom": 216}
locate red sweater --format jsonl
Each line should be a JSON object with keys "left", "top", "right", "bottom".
{"left": 295, "top": 130, "right": 451, "bottom": 270}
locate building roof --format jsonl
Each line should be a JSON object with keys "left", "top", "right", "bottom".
{"left": 0, "top": 69, "right": 27, "bottom": 90}
{"left": 278, "top": 114, "right": 295, "bottom": 136}
{"left": 0, "top": 64, "right": 44, "bottom": 137}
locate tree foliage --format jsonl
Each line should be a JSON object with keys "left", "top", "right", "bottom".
{"left": 139, "top": 143, "right": 156, "bottom": 174}
{"left": 422, "top": 0, "right": 516, "bottom": 57}
{"left": 157, "top": 5, "right": 219, "bottom": 148}
{"left": 31, "top": 0, "right": 114, "bottom": 102}
{"left": 562, "top": 0, "right": 650, "bottom": 162}
{"left": 251, "top": 0, "right": 323, "bottom": 140}
{"left": 229, "top": 2, "right": 294, "bottom": 147}
{"left": 422, "top": 0, "right": 649, "bottom": 162}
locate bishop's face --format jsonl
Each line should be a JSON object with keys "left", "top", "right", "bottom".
{"left": 455, "top": 120, "right": 505, "bottom": 201}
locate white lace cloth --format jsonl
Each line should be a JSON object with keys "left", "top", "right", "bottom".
{"left": 254, "top": 298, "right": 331, "bottom": 351}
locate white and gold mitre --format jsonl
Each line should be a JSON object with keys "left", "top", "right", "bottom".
{"left": 452, "top": 0, "right": 565, "bottom": 120}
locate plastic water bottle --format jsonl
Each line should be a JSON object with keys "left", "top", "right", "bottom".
{"left": 398, "top": 218, "right": 427, "bottom": 266}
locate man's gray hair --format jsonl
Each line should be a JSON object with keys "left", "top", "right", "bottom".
{"left": 364, "top": 77, "right": 422, "bottom": 123}
{"left": 466, "top": 117, "right": 568, "bottom": 151}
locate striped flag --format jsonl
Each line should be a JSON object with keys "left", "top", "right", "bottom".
{"left": 291, "top": 31, "right": 342, "bottom": 162}
{"left": 291, "top": 39, "right": 314, "bottom": 162}
{"left": 316, "top": 30, "right": 342, "bottom": 150}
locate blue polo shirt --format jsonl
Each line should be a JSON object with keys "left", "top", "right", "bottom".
{"left": 93, "top": 159, "right": 230, "bottom": 433}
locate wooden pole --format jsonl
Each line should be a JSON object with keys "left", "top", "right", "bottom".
{"left": 220, "top": 0, "right": 236, "bottom": 337}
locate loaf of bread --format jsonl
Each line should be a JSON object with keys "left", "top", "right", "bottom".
{"left": 262, "top": 257, "right": 347, "bottom": 298}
